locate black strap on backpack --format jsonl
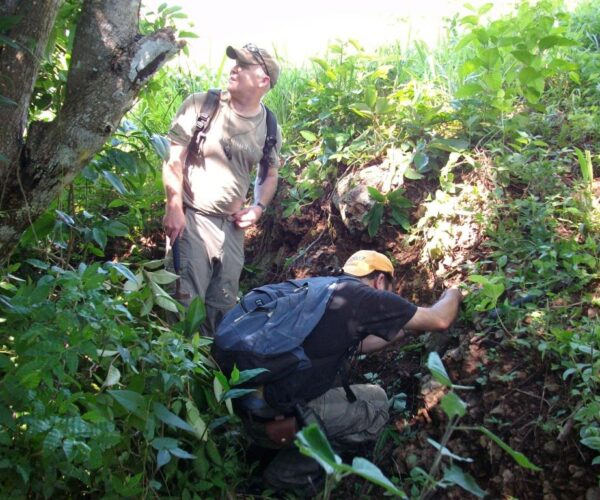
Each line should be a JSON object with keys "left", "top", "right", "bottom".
{"left": 188, "top": 89, "right": 221, "bottom": 163}
{"left": 188, "top": 89, "right": 278, "bottom": 185}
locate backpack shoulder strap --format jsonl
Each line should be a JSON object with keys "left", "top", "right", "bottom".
{"left": 189, "top": 89, "right": 221, "bottom": 158}
{"left": 257, "top": 105, "right": 278, "bottom": 185}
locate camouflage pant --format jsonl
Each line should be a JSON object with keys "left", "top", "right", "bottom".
{"left": 262, "top": 384, "right": 389, "bottom": 490}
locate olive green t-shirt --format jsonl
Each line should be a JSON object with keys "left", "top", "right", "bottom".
{"left": 168, "top": 91, "right": 282, "bottom": 216}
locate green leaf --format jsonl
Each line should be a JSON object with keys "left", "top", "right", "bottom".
{"left": 350, "top": 457, "right": 407, "bottom": 497}
{"left": 222, "top": 388, "right": 256, "bottom": 400}
{"left": 427, "top": 438, "right": 473, "bottom": 462}
{"left": 234, "top": 368, "right": 269, "bottom": 385}
{"left": 300, "top": 130, "right": 317, "bottom": 142}
{"left": 150, "top": 134, "right": 170, "bottom": 160}
{"left": 106, "top": 262, "right": 137, "bottom": 282}
{"left": 149, "top": 281, "right": 180, "bottom": 313}
{"left": 170, "top": 447, "right": 196, "bottom": 459}
{"left": 157, "top": 449, "right": 171, "bottom": 468}
{"left": 519, "top": 66, "right": 541, "bottom": 85}
{"left": 443, "top": 464, "right": 486, "bottom": 498}
{"left": 429, "top": 138, "right": 469, "bottom": 152}
{"left": 581, "top": 436, "right": 600, "bottom": 452}
{"left": 456, "top": 83, "right": 482, "bottom": 99}
{"left": 413, "top": 152, "right": 429, "bottom": 171}
{"left": 179, "top": 30, "right": 199, "bottom": 39}
{"left": 511, "top": 50, "right": 533, "bottom": 65}
{"left": 92, "top": 228, "right": 107, "bottom": 249}
{"left": 186, "top": 400, "right": 207, "bottom": 441}
{"left": 108, "top": 390, "right": 146, "bottom": 418}
{"left": 367, "top": 186, "right": 385, "bottom": 202}
{"left": 105, "top": 220, "right": 129, "bottom": 237}
{"left": 427, "top": 352, "right": 452, "bottom": 387}
{"left": 296, "top": 423, "right": 341, "bottom": 475}
{"left": 43, "top": 428, "right": 63, "bottom": 454}
{"left": 184, "top": 296, "right": 206, "bottom": 336}
{"left": 477, "top": 427, "right": 541, "bottom": 471}
{"left": 366, "top": 203, "right": 384, "bottom": 238}
{"left": 103, "top": 365, "right": 121, "bottom": 387}
{"left": 151, "top": 437, "right": 179, "bottom": 450}
{"left": 153, "top": 402, "right": 194, "bottom": 433}
{"left": 538, "top": 36, "right": 578, "bottom": 50}
{"left": 146, "top": 269, "right": 179, "bottom": 285}
{"left": 440, "top": 392, "right": 467, "bottom": 419}
{"left": 365, "top": 86, "right": 377, "bottom": 109}
{"left": 102, "top": 170, "right": 129, "bottom": 195}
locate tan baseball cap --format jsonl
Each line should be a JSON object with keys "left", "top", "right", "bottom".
{"left": 343, "top": 250, "right": 395, "bottom": 277}
{"left": 226, "top": 44, "right": 280, "bottom": 88}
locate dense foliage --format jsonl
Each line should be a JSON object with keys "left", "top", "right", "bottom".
{"left": 1, "top": 0, "right": 599, "bottom": 497}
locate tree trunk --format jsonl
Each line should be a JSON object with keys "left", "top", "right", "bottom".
{"left": 0, "top": 0, "right": 182, "bottom": 264}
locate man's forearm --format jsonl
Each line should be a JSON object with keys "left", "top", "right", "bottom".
{"left": 254, "top": 167, "right": 278, "bottom": 206}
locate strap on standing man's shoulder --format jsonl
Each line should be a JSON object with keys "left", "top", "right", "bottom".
{"left": 257, "top": 105, "right": 278, "bottom": 185}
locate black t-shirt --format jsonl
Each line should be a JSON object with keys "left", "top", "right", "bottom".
{"left": 264, "top": 278, "right": 418, "bottom": 408}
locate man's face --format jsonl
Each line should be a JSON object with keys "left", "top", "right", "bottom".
{"left": 227, "top": 62, "right": 267, "bottom": 95}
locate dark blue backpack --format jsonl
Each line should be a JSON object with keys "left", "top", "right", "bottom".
{"left": 213, "top": 276, "right": 357, "bottom": 412}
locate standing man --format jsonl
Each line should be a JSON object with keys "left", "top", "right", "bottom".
{"left": 162, "top": 44, "right": 282, "bottom": 335}
{"left": 214, "top": 250, "right": 464, "bottom": 491}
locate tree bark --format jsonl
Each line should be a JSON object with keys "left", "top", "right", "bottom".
{"left": 0, "top": 0, "right": 182, "bottom": 263}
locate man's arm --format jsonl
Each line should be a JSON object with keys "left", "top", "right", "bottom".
{"left": 162, "top": 143, "right": 188, "bottom": 242}
{"left": 359, "top": 288, "right": 463, "bottom": 354}
{"left": 404, "top": 288, "right": 463, "bottom": 331}
{"left": 233, "top": 165, "right": 279, "bottom": 229}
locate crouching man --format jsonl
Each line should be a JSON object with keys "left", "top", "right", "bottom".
{"left": 213, "top": 250, "right": 463, "bottom": 492}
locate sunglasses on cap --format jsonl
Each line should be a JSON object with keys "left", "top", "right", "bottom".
{"left": 243, "top": 43, "right": 270, "bottom": 79}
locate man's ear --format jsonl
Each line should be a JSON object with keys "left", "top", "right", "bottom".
{"left": 373, "top": 273, "right": 387, "bottom": 290}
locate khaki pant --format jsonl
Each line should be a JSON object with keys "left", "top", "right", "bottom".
{"left": 174, "top": 209, "right": 244, "bottom": 336}
{"left": 260, "top": 384, "right": 389, "bottom": 490}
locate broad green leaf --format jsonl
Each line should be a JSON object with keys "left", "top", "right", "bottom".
{"left": 108, "top": 262, "right": 137, "bottom": 283}
{"left": 456, "top": 83, "right": 482, "bottom": 99}
{"left": 413, "top": 152, "right": 429, "bottom": 171}
{"left": 310, "top": 57, "right": 331, "bottom": 72}
{"left": 151, "top": 437, "right": 179, "bottom": 450}
{"left": 103, "top": 365, "right": 121, "bottom": 387}
{"left": 477, "top": 427, "right": 541, "bottom": 470}
{"left": 429, "top": 138, "right": 469, "bottom": 152}
{"left": 153, "top": 402, "right": 194, "bottom": 433}
{"left": 350, "top": 457, "right": 407, "bottom": 497}
{"left": 443, "top": 464, "right": 486, "bottom": 498}
{"left": 186, "top": 400, "right": 208, "bottom": 441}
{"left": 440, "top": 392, "right": 467, "bottom": 419}
{"left": 222, "top": 388, "right": 256, "bottom": 400}
{"left": 581, "top": 436, "right": 600, "bottom": 451}
{"left": 366, "top": 203, "right": 384, "bottom": 238}
{"left": 511, "top": 50, "right": 533, "bottom": 65}
{"left": 519, "top": 66, "right": 541, "bottom": 85}
{"left": 234, "top": 368, "right": 269, "bottom": 385}
{"left": 105, "top": 221, "right": 129, "bottom": 237}
{"left": 367, "top": 186, "right": 386, "bottom": 202}
{"left": 149, "top": 281, "right": 179, "bottom": 313}
{"left": 213, "top": 377, "right": 233, "bottom": 414}
{"left": 300, "top": 130, "right": 317, "bottom": 142}
{"left": 455, "top": 33, "right": 476, "bottom": 51}
{"left": 427, "top": 438, "right": 473, "bottom": 462}
{"left": 296, "top": 423, "right": 341, "bottom": 475}
{"left": 146, "top": 269, "right": 179, "bottom": 285}
{"left": 349, "top": 102, "right": 373, "bottom": 117}
{"left": 157, "top": 449, "right": 171, "bottom": 468}
{"left": 365, "top": 86, "right": 377, "bottom": 109}
{"left": 26, "top": 259, "right": 50, "bottom": 270}
{"left": 375, "top": 97, "right": 395, "bottom": 114}
{"left": 427, "top": 352, "right": 452, "bottom": 387}
{"left": 43, "top": 428, "right": 63, "bottom": 454}
{"left": 184, "top": 296, "right": 206, "bottom": 336}
{"left": 538, "top": 36, "right": 578, "bottom": 50}
{"left": 102, "top": 170, "right": 129, "bottom": 195}
{"left": 92, "top": 228, "right": 107, "bottom": 249}
{"left": 170, "top": 447, "right": 196, "bottom": 459}
{"left": 179, "top": 30, "right": 199, "bottom": 39}
{"left": 108, "top": 390, "right": 146, "bottom": 418}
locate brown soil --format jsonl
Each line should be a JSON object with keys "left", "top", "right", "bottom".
{"left": 241, "top": 164, "right": 600, "bottom": 499}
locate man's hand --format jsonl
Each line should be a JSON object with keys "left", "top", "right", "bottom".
{"left": 232, "top": 205, "right": 264, "bottom": 229}
{"left": 163, "top": 205, "right": 186, "bottom": 242}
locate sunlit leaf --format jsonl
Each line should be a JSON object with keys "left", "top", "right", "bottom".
{"left": 153, "top": 402, "right": 194, "bottom": 433}
{"left": 102, "top": 170, "right": 129, "bottom": 195}
{"left": 103, "top": 365, "right": 121, "bottom": 387}
{"left": 440, "top": 392, "right": 467, "bottom": 419}
{"left": 427, "top": 438, "right": 473, "bottom": 462}
{"left": 427, "top": 352, "right": 452, "bottom": 387}
{"left": 350, "top": 457, "right": 407, "bottom": 497}
{"left": 296, "top": 423, "right": 341, "bottom": 475}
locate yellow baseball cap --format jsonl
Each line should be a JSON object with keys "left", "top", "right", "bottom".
{"left": 343, "top": 250, "right": 394, "bottom": 277}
